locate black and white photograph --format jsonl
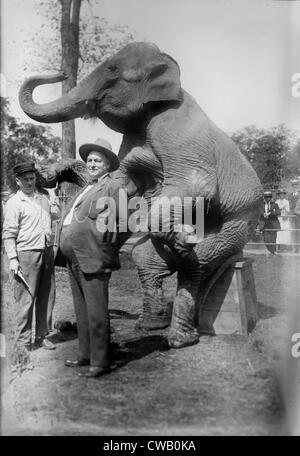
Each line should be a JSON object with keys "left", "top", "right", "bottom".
{"left": 1, "top": 0, "right": 300, "bottom": 438}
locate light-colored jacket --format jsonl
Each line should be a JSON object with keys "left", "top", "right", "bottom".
{"left": 2, "top": 190, "right": 52, "bottom": 259}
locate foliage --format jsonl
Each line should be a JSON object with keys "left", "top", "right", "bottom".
{"left": 231, "top": 124, "right": 300, "bottom": 189}
{"left": 1, "top": 97, "right": 62, "bottom": 191}
{"left": 22, "top": 0, "right": 134, "bottom": 79}
{"left": 285, "top": 138, "right": 300, "bottom": 179}
{"left": 18, "top": 0, "right": 134, "bottom": 160}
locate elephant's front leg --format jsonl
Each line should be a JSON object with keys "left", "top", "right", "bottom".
{"left": 132, "top": 235, "right": 176, "bottom": 330}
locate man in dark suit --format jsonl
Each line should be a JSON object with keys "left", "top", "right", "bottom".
{"left": 288, "top": 179, "right": 300, "bottom": 253}
{"left": 59, "top": 138, "right": 126, "bottom": 377}
{"left": 288, "top": 179, "right": 300, "bottom": 213}
{"left": 260, "top": 191, "right": 281, "bottom": 254}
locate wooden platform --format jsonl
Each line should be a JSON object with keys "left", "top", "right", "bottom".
{"left": 197, "top": 254, "right": 258, "bottom": 336}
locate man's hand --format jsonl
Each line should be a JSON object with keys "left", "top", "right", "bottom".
{"left": 174, "top": 224, "right": 203, "bottom": 245}
{"left": 9, "top": 258, "right": 20, "bottom": 275}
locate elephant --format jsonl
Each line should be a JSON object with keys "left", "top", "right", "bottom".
{"left": 19, "top": 41, "right": 263, "bottom": 348}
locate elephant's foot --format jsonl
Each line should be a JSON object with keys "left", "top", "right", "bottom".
{"left": 167, "top": 327, "right": 199, "bottom": 348}
{"left": 135, "top": 288, "right": 173, "bottom": 331}
{"left": 167, "top": 285, "right": 199, "bottom": 348}
{"left": 135, "top": 313, "right": 171, "bottom": 331}
{"left": 168, "top": 234, "right": 199, "bottom": 265}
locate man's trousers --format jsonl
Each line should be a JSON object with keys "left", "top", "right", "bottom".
{"left": 60, "top": 228, "right": 111, "bottom": 368}
{"left": 263, "top": 229, "right": 277, "bottom": 254}
{"left": 14, "top": 247, "right": 53, "bottom": 346}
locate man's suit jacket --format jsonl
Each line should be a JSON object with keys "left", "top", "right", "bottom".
{"left": 56, "top": 175, "right": 130, "bottom": 273}
{"left": 260, "top": 200, "right": 281, "bottom": 231}
{"left": 54, "top": 184, "right": 90, "bottom": 268}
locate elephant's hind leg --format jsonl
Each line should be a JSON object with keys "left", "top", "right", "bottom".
{"left": 132, "top": 236, "right": 176, "bottom": 330}
{"left": 167, "top": 271, "right": 200, "bottom": 348}
{"left": 167, "top": 217, "right": 251, "bottom": 348}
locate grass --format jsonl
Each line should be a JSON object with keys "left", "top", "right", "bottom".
{"left": 1, "top": 250, "right": 299, "bottom": 435}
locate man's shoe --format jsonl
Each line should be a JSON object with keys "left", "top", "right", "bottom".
{"left": 78, "top": 366, "right": 110, "bottom": 378}
{"left": 34, "top": 337, "right": 56, "bottom": 350}
{"left": 41, "top": 338, "right": 56, "bottom": 350}
{"left": 65, "top": 358, "right": 90, "bottom": 367}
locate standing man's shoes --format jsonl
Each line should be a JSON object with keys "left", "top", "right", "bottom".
{"left": 34, "top": 337, "right": 56, "bottom": 350}
{"left": 41, "top": 339, "right": 56, "bottom": 350}
{"left": 78, "top": 366, "right": 110, "bottom": 377}
{"left": 65, "top": 358, "right": 90, "bottom": 367}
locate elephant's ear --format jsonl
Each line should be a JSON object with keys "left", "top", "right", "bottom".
{"left": 143, "top": 54, "right": 183, "bottom": 105}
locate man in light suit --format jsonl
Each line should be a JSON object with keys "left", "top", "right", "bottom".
{"left": 59, "top": 138, "right": 127, "bottom": 377}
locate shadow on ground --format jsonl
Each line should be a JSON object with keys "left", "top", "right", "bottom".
{"left": 111, "top": 334, "right": 169, "bottom": 368}
{"left": 257, "top": 302, "right": 281, "bottom": 320}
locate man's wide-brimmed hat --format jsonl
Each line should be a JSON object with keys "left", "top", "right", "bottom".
{"left": 79, "top": 138, "right": 120, "bottom": 172}
{"left": 263, "top": 191, "right": 272, "bottom": 197}
{"left": 278, "top": 188, "right": 287, "bottom": 194}
{"left": 13, "top": 162, "right": 36, "bottom": 177}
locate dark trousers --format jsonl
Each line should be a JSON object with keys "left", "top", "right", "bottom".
{"left": 60, "top": 227, "right": 111, "bottom": 367}
{"left": 263, "top": 229, "right": 277, "bottom": 254}
{"left": 14, "top": 247, "right": 53, "bottom": 346}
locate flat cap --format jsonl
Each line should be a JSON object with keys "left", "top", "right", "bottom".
{"left": 13, "top": 162, "right": 36, "bottom": 176}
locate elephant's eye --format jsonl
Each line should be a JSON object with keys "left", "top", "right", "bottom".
{"left": 108, "top": 63, "right": 118, "bottom": 73}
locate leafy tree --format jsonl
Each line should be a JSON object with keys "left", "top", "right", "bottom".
{"left": 27, "top": 1, "right": 135, "bottom": 77}
{"left": 1, "top": 97, "right": 62, "bottom": 191}
{"left": 21, "top": 0, "right": 134, "bottom": 158}
{"left": 286, "top": 138, "right": 300, "bottom": 179}
{"left": 231, "top": 124, "right": 300, "bottom": 189}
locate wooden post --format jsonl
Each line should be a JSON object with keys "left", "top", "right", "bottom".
{"left": 197, "top": 256, "right": 258, "bottom": 336}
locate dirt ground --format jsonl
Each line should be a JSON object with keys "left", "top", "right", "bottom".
{"left": 1, "top": 247, "right": 299, "bottom": 436}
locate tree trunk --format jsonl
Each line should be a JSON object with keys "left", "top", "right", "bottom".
{"left": 59, "top": 0, "right": 82, "bottom": 204}
{"left": 60, "top": 0, "right": 81, "bottom": 159}
{"left": 62, "top": 121, "right": 76, "bottom": 159}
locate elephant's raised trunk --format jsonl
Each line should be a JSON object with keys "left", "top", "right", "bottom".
{"left": 18, "top": 72, "right": 96, "bottom": 124}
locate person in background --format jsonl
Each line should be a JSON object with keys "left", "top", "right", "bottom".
{"left": 288, "top": 179, "right": 300, "bottom": 213}
{"left": 276, "top": 189, "right": 291, "bottom": 251}
{"left": 2, "top": 162, "right": 56, "bottom": 351}
{"left": 288, "top": 179, "right": 300, "bottom": 253}
{"left": 1, "top": 191, "right": 12, "bottom": 253}
{"left": 1, "top": 191, "right": 12, "bottom": 221}
{"left": 260, "top": 191, "right": 281, "bottom": 255}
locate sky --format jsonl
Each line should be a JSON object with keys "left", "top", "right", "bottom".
{"left": 1, "top": 0, "right": 300, "bottom": 158}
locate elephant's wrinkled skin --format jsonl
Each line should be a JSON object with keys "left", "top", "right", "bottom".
{"left": 19, "top": 42, "right": 263, "bottom": 348}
